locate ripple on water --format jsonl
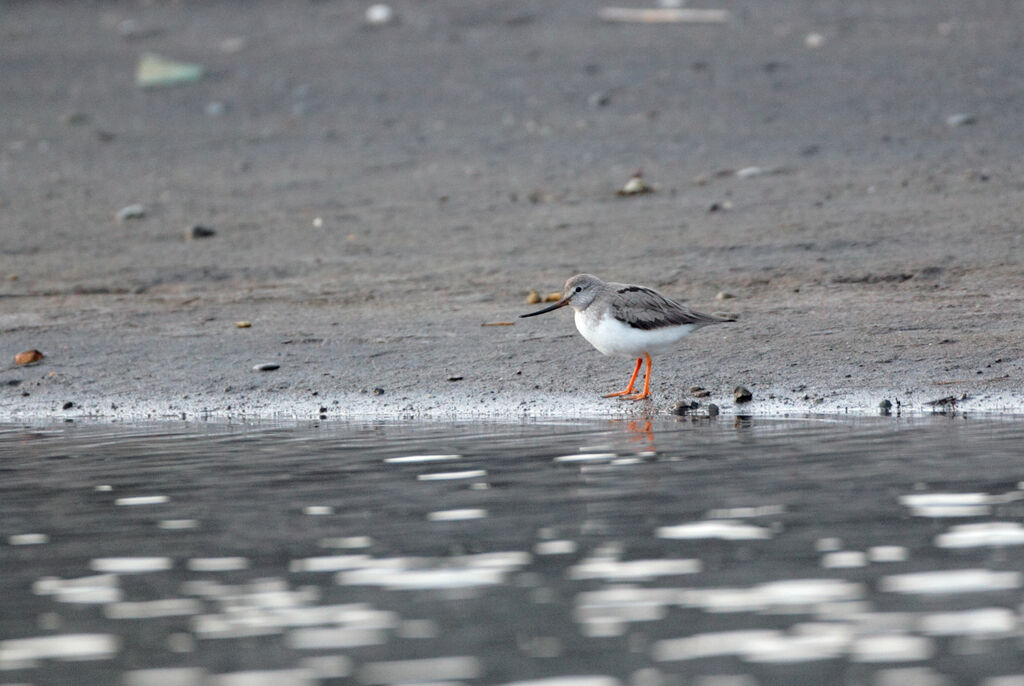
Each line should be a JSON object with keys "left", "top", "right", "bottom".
{"left": 286, "top": 626, "right": 389, "bottom": 650}
{"left": 157, "top": 519, "right": 200, "bottom": 530}
{"left": 356, "top": 656, "right": 482, "bottom": 684}
{"left": 706, "top": 505, "right": 785, "bottom": 519}
{"left": 123, "top": 667, "right": 207, "bottom": 686}
{"left": 899, "top": 491, "right": 1023, "bottom": 518}
{"left": 335, "top": 551, "right": 531, "bottom": 590}
{"left": 0, "top": 634, "right": 119, "bottom": 668}
{"left": 114, "top": 495, "right": 169, "bottom": 506}
{"left": 935, "top": 522, "right": 1024, "bottom": 548}
{"left": 820, "top": 551, "right": 868, "bottom": 568}
{"left": 213, "top": 669, "right": 316, "bottom": 686}
{"left": 918, "top": 607, "right": 1017, "bottom": 637}
{"left": 289, "top": 554, "right": 371, "bottom": 572}
{"left": 568, "top": 557, "right": 701, "bottom": 581}
{"left": 981, "top": 677, "right": 1024, "bottom": 686}
{"left": 427, "top": 508, "right": 488, "bottom": 521}
{"left": 553, "top": 452, "right": 618, "bottom": 463}
{"left": 867, "top": 545, "right": 909, "bottom": 562}
{"left": 535, "top": 539, "right": 578, "bottom": 555}
{"left": 33, "top": 574, "right": 121, "bottom": 604}
{"left": 383, "top": 454, "right": 461, "bottom": 464}
{"left": 881, "top": 569, "right": 1022, "bottom": 595}
{"left": 417, "top": 469, "right": 488, "bottom": 480}
{"left": 319, "top": 535, "right": 373, "bottom": 549}
{"left": 739, "top": 623, "right": 852, "bottom": 663}
{"left": 187, "top": 557, "right": 250, "bottom": 572}
{"left": 89, "top": 557, "right": 173, "bottom": 573}
{"left": 576, "top": 587, "right": 676, "bottom": 626}
{"left": 653, "top": 629, "right": 796, "bottom": 661}
{"left": 656, "top": 520, "right": 772, "bottom": 541}
{"left": 679, "top": 578, "right": 864, "bottom": 614}
{"left": 850, "top": 634, "right": 934, "bottom": 663}
{"left": 104, "top": 598, "right": 202, "bottom": 619}
{"left": 497, "top": 678, "right": 622, "bottom": 686}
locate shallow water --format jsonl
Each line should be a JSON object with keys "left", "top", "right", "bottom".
{"left": 3, "top": 416, "right": 1024, "bottom": 686}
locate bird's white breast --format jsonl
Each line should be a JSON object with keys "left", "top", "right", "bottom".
{"left": 575, "top": 310, "right": 695, "bottom": 357}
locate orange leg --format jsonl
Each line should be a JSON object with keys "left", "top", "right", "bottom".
{"left": 603, "top": 357, "right": 643, "bottom": 398}
{"left": 624, "top": 353, "right": 653, "bottom": 401}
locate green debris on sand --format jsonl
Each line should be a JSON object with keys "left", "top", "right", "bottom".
{"left": 135, "top": 53, "right": 204, "bottom": 88}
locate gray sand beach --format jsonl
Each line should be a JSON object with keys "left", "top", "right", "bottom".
{"left": 2, "top": 1, "right": 1022, "bottom": 419}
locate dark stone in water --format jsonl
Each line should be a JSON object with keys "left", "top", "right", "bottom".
{"left": 672, "top": 400, "right": 699, "bottom": 415}
{"left": 734, "top": 386, "right": 753, "bottom": 403}
{"left": 187, "top": 225, "right": 216, "bottom": 239}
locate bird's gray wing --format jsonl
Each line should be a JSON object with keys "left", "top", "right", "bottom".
{"left": 610, "top": 285, "right": 733, "bottom": 331}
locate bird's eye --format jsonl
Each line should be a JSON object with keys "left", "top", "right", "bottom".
{"left": 575, "top": 286, "right": 582, "bottom": 292}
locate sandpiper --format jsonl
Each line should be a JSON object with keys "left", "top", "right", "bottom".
{"left": 520, "top": 274, "right": 735, "bottom": 400}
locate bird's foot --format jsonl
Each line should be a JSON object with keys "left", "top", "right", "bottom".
{"left": 602, "top": 388, "right": 636, "bottom": 398}
{"left": 624, "top": 391, "right": 652, "bottom": 401}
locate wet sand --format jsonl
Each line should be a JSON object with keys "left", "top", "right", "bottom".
{"left": 2, "top": 1, "right": 1023, "bottom": 420}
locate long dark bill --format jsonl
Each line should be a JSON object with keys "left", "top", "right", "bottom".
{"left": 519, "top": 297, "right": 571, "bottom": 318}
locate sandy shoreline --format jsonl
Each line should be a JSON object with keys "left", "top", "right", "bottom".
{"left": 2, "top": 1, "right": 1022, "bottom": 421}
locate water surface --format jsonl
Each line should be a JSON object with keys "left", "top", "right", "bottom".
{"left": 3, "top": 416, "right": 1024, "bottom": 685}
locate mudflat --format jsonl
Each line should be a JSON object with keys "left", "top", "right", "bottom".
{"left": 2, "top": 1, "right": 1022, "bottom": 419}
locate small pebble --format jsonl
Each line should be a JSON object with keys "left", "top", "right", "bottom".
{"left": 734, "top": 386, "right": 753, "bottom": 403}
{"left": 706, "top": 403, "right": 720, "bottom": 417}
{"left": 544, "top": 291, "right": 563, "bottom": 302}
{"left": 219, "top": 36, "right": 247, "bottom": 54}
{"left": 879, "top": 399, "right": 893, "bottom": 410}
{"left": 946, "top": 113, "right": 976, "bottom": 128}
{"left": 804, "top": 32, "right": 825, "bottom": 48}
{"left": 588, "top": 90, "right": 611, "bottom": 108}
{"left": 689, "top": 386, "right": 704, "bottom": 393}
{"left": 692, "top": 389, "right": 711, "bottom": 398}
{"left": 365, "top": 3, "right": 395, "bottom": 26}
{"left": 186, "top": 225, "right": 216, "bottom": 239}
{"left": 671, "top": 400, "right": 699, "bottom": 416}
{"left": 735, "top": 166, "right": 764, "bottom": 178}
{"left": 526, "top": 290, "right": 542, "bottom": 304}
{"left": 372, "top": 387, "right": 385, "bottom": 395}
{"left": 116, "top": 18, "right": 142, "bottom": 37}
{"left": 617, "top": 173, "right": 653, "bottom": 196}
{"left": 62, "top": 401, "right": 75, "bottom": 410}
{"left": 15, "top": 349, "right": 44, "bottom": 366}
{"left": 715, "top": 291, "right": 735, "bottom": 300}
{"left": 117, "top": 204, "right": 146, "bottom": 222}
{"left": 204, "top": 101, "right": 227, "bottom": 117}
{"left": 447, "top": 375, "right": 464, "bottom": 382}
{"left": 235, "top": 321, "right": 252, "bottom": 329}
{"left": 62, "top": 111, "right": 90, "bottom": 126}
{"left": 253, "top": 363, "right": 280, "bottom": 372}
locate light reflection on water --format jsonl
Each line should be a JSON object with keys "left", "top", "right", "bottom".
{"left": 3, "top": 416, "right": 1024, "bottom": 685}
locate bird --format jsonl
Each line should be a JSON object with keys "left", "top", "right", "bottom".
{"left": 520, "top": 274, "right": 735, "bottom": 400}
